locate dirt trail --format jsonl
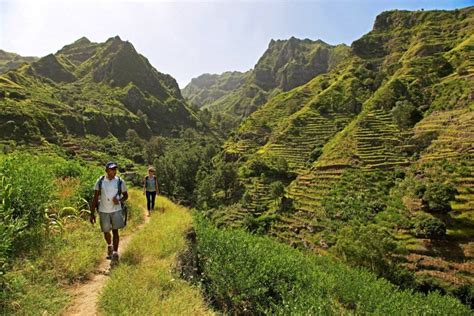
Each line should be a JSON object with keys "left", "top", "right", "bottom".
{"left": 62, "top": 202, "right": 151, "bottom": 316}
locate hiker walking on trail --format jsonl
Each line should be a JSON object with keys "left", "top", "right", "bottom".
{"left": 90, "top": 162, "right": 128, "bottom": 261}
{"left": 143, "top": 166, "right": 159, "bottom": 216}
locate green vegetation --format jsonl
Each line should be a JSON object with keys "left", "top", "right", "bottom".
{"left": 193, "top": 7, "right": 474, "bottom": 302}
{"left": 193, "top": 217, "right": 469, "bottom": 314}
{"left": 0, "top": 36, "right": 203, "bottom": 146}
{"left": 1, "top": 5, "right": 473, "bottom": 313}
{"left": 153, "top": 131, "right": 222, "bottom": 205}
{"left": 183, "top": 38, "right": 351, "bottom": 130}
{"left": 0, "top": 49, "right": 37, "bottom": 74}
{"left": 99, "top": 196, "right": 213, "bottom": 315}
{"left": 0, "top": 152, "right": 143, "bottom": 314}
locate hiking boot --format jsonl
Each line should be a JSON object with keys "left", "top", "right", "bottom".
{"left": 111, "top": 252, "right": 119, "bottom": 262}
{"left": 106, "top": 245, "right": 113, "bottom": 260}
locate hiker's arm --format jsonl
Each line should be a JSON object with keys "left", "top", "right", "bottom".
{"left": 155, "top": 177, "right": 159, "bottom": 193}
{"left": 121, "top": 191, "right": 128, "bottom": 203}
{"left": 143, "top": 177, "right": 146, "bottom": 193}
{"left": 90, "top": 190, "right": 99, "bottom": 223}
{"left": 91, "top": 190, "right": 99, "bottom": 213}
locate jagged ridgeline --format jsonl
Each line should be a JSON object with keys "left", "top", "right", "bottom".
{"left": 183, "top": 38, "right": 350, "bottom": 126}
{"left": 206, "top": 7, "right": 474, "bottom": 293}
{"left": 0, "top": 36, "right": 201, "bottom": 143}
{"left": 0, "top": 50, "right": 38, "bottom": 74}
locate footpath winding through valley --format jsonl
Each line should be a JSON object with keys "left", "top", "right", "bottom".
{"left": 62, "top": 189, "right": 151, "bottom": 316}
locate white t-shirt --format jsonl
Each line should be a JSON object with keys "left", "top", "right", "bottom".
{"left": 94, "top": 176, "right": 127, "bottom": 213}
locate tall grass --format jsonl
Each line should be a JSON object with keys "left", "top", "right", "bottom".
{"left": 194, "top": 217, "right": 471, "bottom": 315}
{"left": 99, "top": 196, "right": 213, "bottom": 315}
{"left": 0, "top": 152, "right": 144, "bottom": 315}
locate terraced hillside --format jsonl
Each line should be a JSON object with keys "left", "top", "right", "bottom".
{"left": 0, "top": 36, "right": 201, "bottom": 143}
{"left": 183, "top": 38, "right": 350, "bottom": 127}
{"left": 392, "top": 108, "right": 474, "bottom": 288}
{"left": 204, "top": 7, "right": 474, "bottom": 294}
{"left": 224, "top": 56, "right": 375, "bottom": 212}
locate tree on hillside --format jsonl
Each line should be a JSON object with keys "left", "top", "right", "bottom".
{"left": 391, "top": 100, "right": 422, "bottom": 129}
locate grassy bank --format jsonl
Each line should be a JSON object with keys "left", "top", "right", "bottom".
{"left": 0, "top": 152, "right": 144, "bottom": 315}
{"left": 99, "top": 196, "right": 213, "bottom": 315}
{"left": 194, "top": 217, "right": 470, "bottom": 315}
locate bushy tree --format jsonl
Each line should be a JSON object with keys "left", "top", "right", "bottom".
{"left": 269, "top": 181, "right": 285, "bottom": 199}
{"left": 422, "top": 182, "right": 457, "bottom": 213}
{"left": 124, "top": 129, "right": 145, "bottom": 162}
{"left": 144, "top": 136, "right": 167, "bottom": 163}
{"left": 155, "top": 138, "right": 219, "bottom": 205}
{"left": 391, "top": 100, "right": 422, "bottom": 129}
{"left": 412, "top": 215, "right": 446, "bottom": 239}
{"left": 332, "top": 223, "right": 398, "bottom": 277}
{"left": 196, "top": 161, "right": 242, "bottom": 208}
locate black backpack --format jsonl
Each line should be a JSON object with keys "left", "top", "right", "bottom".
{"left": 98, "top": 176, "right": 128, "bottom": 226}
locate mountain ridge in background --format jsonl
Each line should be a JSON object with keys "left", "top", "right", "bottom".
{"left": 182, "top": 38, "right": 350, "bottom": 129}
{"left": 0, "top": 49, "right": 38, "bottom": 74}
{"left": 0, "top": 35, "right": 202, "bottom": 145}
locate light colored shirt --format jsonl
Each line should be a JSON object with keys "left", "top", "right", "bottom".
{"left": 94, "top": 176, "right": 127, "bottom": 213}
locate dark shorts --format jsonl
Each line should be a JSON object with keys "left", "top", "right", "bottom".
{"left": 99, "top": 211, "right": 124, "bottom": 232}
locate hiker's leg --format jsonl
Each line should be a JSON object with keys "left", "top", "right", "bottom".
{"left": 103, "top": 231, "right": 112, "bottom": 245}
{"left": 151, "top": 192, "right": 156, "bottom": 210}
{"left": 146, "top": 191, "right": 151, "bottom": 211}
{"left": 112, "top": 229, "right": 119, "bottom": 252}
{"left": 100, "top": 212, "right": 112, "bottom": 245}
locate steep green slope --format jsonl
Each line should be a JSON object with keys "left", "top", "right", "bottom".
{"left": 183, "top": 38, "right": 350, "bottom": 126}
{"left": 0, "top": 49, "right": 37, "bottom": 74}
{"left": 205, "top": 6, "right": 474, "bottom": 295}
{"left": 182, "top": 71, "right": 249, "bottom": 108}
{"left": 0, "top": 36, "right": 201, "bottom": 144}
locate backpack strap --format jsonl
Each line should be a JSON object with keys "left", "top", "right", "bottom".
{"left": 98, "top": 175, "right": 105, "bottom": 191}
{"left": 117, "top": 176, "right": 122, "bottom": 196}
{"left": 99, "top": 176, "right": 122, "bottom": 196}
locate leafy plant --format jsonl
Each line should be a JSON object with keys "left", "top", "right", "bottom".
{"left": 422, "top": 182, "right": 457, "bottom": 213}
{"left": 412, "top": 213, "right": 446, "bottom": 239}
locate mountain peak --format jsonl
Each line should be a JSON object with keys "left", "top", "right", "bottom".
{"left": 31, "top": 53, "right": 76, "bottom": 83}
{"left": 254, "top": 36, "right": 349, "bottom": 91}
{"left": 74, "top": 36, "right": 91, "bottom": 45}
{"left": 106, "top": 35, "right": 124, "bottom": 43}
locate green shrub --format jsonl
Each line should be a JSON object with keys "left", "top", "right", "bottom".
{"left": 391, "top": 100, "right": 422, "bottom": 129}
{"left": 52, "top": 160, "right": 83, "bottom": 178}
{"left": 422, "top": 182, "right": 457, "bottom": 213}
{"left": 0, "top": 153, "right": 104, "bottom": 314}
{"left": 0, "top": 154, "right": 55, "bottom": 260}
{"left": 269, "top": 181, "right": 284, "bottom": 199}
{"left": 194, "top": 217, "right": 468, "bottom": 314}
{"left": 322, "top": 170, "right": 393, "bottom": 223}
{"left": 75, "top": 166, "right": 103, "bottom": 210}
{"left": 412, "top": 214, "right": 446, "bottom": 239}
{"left": 332, "top": 223, "right": 398, "bottom": 277}
{"left": 308, "top": 145, "right": 323, "bottom": 163}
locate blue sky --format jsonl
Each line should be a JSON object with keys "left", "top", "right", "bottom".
{"left": 1, "top": 0, "right": 472, "bottom": 87}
